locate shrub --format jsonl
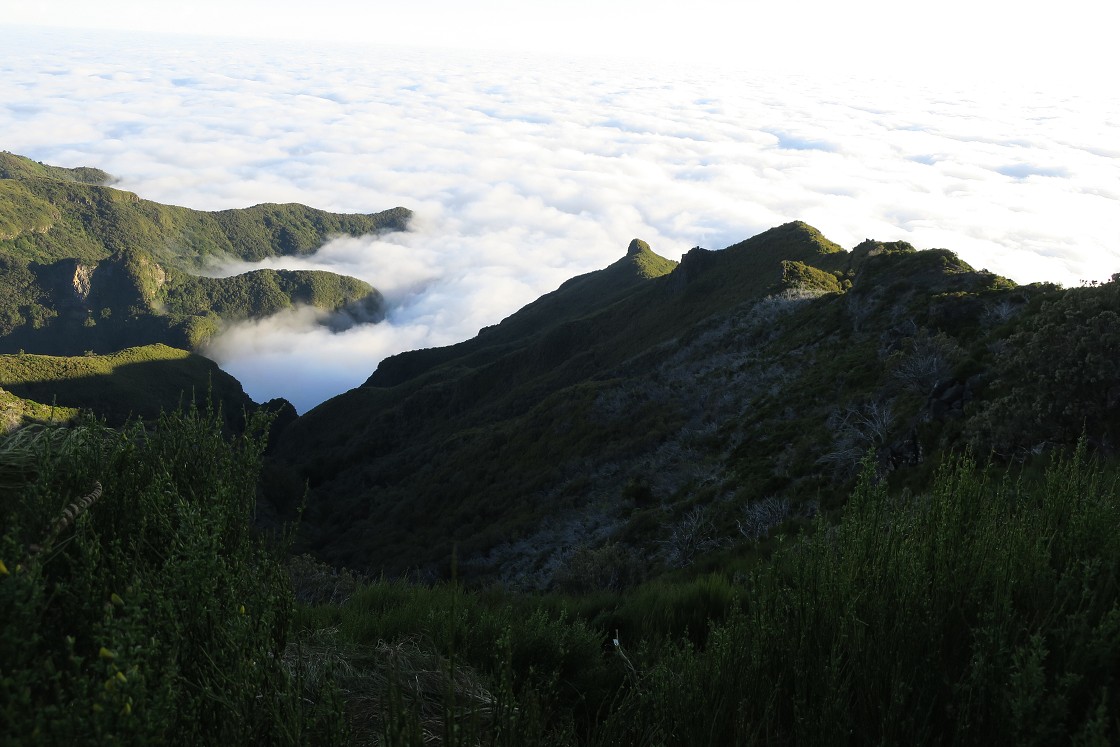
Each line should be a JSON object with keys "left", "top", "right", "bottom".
{"left": 553, "top": 542, "right": 646, "bottom": 594}
{"left": 0, "top": 406, "right": 343, "bottom": 745}
{"left": 598, "top": 450, "right": 1120, "bottom": 744}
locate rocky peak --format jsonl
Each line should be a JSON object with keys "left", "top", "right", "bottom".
{"left": 627, "top": 238, "right": 650, "bottom": 257}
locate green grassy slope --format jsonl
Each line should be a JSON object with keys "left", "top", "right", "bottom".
{"left": 0, "top": 344, "right": 254, "bottom": 427}
{"left": 0, "top": 152, "right": 404, "bottom": 354}
{"left": 0, "top": 151, "right": 410, "bottom": 267}
{"left": 0, "top": 150, "right": 111, "bottom": 185}
{"left": 0, "top": 386, "right": 78, "bottom": 433}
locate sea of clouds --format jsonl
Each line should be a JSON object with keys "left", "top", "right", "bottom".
{"left": 3, "top": 27, "right": 1118, "bottom": 412}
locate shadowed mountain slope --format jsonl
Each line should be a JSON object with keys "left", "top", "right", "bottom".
{"left": 366, "top": 238, "right": 679, "bottom": 389}
{"left": 271, "top": 221, "right": 1050, "bottom": 584}
{"left": 274, "top": 222, "right": 1120, "bottom": 586}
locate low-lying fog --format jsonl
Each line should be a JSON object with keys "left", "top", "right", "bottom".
{"left": 4, "top": 28, "right": 1118, "bottom": 412}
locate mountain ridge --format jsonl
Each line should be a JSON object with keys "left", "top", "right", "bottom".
{"left": 5, "top": 153, "right": 1118, "bottom": 592}
{"left": 268, "top": 220, "right": 1060, "bottom": 585}
{"left": 0, "top": 151, "right": 407, "bottom": 354}
{"left": 1, "top": 151, "right": 411, "bottom": 267}
{"left": 365, "top": 237, "right": 679, "bottom": 389}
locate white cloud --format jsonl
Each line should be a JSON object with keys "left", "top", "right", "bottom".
{"left": 4, "top": 1, "right": 1116, "bottom": 88}
{"left": 2, "top": 27, "right": 1118, "bottom": 412}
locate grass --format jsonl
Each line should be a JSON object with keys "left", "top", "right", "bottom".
{"left": 4, "top": 403, "right": 1118, "bottom": 745}
{"left": 0, "top": 344, "right": 252, "bottom": 426}
{"left": 276, "top": 446, "right": 1120, "bottom": 745}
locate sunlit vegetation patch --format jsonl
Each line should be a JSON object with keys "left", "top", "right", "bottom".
{"left": 0, "top": 345, "right": 252, "bottom": 426}
{"left": 0, "top": 151, "right": 404, "bottom": 356}
{"left": 0, "top": 180, "right": 60, "bottom": 241}
{"left": 0, "top": 387, "right": 77, "bottom": 434}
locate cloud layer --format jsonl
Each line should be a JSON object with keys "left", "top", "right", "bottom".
{"left": 3, "top": 27, "right": 1118, "bottom": 412}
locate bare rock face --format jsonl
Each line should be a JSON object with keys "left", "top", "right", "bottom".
{"left": 670, "top": 245, "right": 717, "bottom": 290}
{"left": 71, "top": 263, "right": 95, "bottom": 301}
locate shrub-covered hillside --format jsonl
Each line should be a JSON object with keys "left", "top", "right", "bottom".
{"left": 0, "top": 152, "right": 407, "bottom": 354}
{"left": 273, "top": 222, "right": 1109, "bottom": 586}
{"left": 0, "top": 408, "right": 348, "bottom": 745}
{"left": 3, "top": 410, "right": 1118, "bottom": 745}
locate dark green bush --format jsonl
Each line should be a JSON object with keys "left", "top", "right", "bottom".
{"left": 5, "top": 403, "right": 1118, "bottom": 745}
{"left": 0, "top": 407, "right": 342, "bottom": 745}
{"left": 597, "top": 450, "right": 1120, "bottom": 745}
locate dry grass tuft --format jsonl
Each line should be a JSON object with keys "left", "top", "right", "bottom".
{"left": 283, "top": 627, "right": 497, "bottom": 745}
{"left": 0, "top": 422, "right": 107, "bottom": 489}
{"left": 28, "top": 481, "right": 103, "bottom": 559}
{"left": 288, "top": 553, "right": 362, "bottom": 605}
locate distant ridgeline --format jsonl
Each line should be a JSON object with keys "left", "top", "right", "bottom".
{"left": 269, "top": 222, "right": 1120, "bottom": 587}
{"left": 0, "top": 150, "right": 410, "bottom": 354}
{"left": 0, "top": 151, "right": 408, "bottom": 428}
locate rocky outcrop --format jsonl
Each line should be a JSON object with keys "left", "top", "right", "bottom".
{"left": 670, "top": 245, "right": 717, "bottom": 290}
{"left": 71, "top": 263, "right": 95, "bottom": 301}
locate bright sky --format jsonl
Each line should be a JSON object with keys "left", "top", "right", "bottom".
{"left": 4, "top": 0, "right": 1110, "bottom": 85}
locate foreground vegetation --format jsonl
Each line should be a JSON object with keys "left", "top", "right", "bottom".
{"left": 3, "top": 408, "right": 1118, "bottom": 744}
{"left": 0, "top": 408, "right": 345, "bottom": 744}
